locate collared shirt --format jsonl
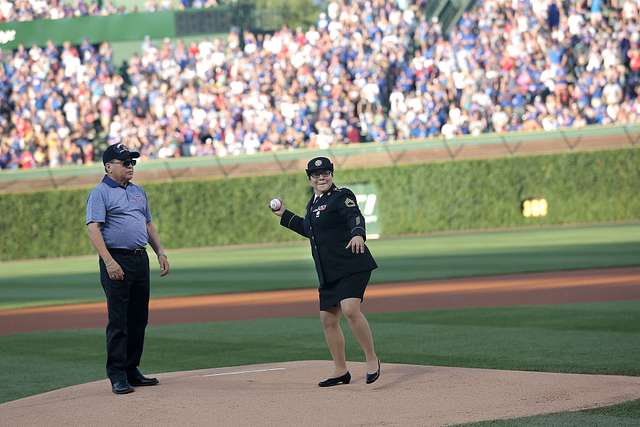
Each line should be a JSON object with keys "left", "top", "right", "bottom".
{"left": 85, "top": 175, "right": 152, "bottom": 249}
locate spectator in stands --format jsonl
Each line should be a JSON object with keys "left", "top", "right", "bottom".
{"left": 0, "top": 0, "right": 638, "bottom": 170}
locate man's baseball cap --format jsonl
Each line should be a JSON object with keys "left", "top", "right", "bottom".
{"left": 102, "top": 143, "right": 140, "bottom": 164}
{"left": 306, "top": 156, "right": 334, "bottom": 176}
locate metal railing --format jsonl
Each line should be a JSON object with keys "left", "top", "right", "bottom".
{"left": 0, "top": 123, "right": 638, "bottom": 192}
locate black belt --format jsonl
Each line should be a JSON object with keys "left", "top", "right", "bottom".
{"left": 108, "top": 248, "right": 147, "bottom": 256}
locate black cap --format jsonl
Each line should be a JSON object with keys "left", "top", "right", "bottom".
{"left": 306, "top": 157, "right": 334, "bottom": 177}
{"left": 102, "top": 143, "right": 141, "bottom": 164}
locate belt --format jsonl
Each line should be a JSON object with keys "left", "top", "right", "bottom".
{"left": 108, "top": 247, "right": 147, "bottom": 256}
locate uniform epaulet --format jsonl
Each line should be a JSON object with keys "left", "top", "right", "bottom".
{"left": 336, "top": 187, "right": 354, "bottom": 195}
{"left": 334, "top": 187, "right": 342, "bottom": 192}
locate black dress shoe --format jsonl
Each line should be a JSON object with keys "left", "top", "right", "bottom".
{"left": 128, "top": 374, "right": 159, "bottom": 387}
{"left": 318, "top": 371, "right": 351, "bottom": 387}
{"left": 366, "top": 359, "right": 381, "bottom": 384}
{"left": 111, "top": 380, "right": 134, "bottom": 394}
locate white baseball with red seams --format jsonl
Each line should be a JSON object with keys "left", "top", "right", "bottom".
{"left": 270, "top": 198, "right": 282, "bottom": 211}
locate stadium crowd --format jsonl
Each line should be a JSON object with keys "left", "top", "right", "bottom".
{"left": 0, "top": 0, "right": 219, "bottom": 22}
{"left": 1, "top": 0, "right": 639, "bottom": 169}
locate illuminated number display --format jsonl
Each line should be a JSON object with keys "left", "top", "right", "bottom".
{"left": 521, "top": 198, "right": 548, "bottom": 218}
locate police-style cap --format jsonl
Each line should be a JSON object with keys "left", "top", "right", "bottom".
{"left": 102, "top": 143, "right": 141, "bottom": 164}
{"left": 306, "top": 157, "right": 334, "bottom": 177}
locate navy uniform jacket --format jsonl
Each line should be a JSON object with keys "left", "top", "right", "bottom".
{"left": 280, "top": 184, "right": 377, "bottom": 286}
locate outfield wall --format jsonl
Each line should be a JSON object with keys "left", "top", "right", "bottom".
{"left": 1, "top": 149, "right": 637, "bottom": 261}
{"left": 1, "top": 123, "right": 638, "bottom": 194}
{"left": 0, "top": 5, "right": 245, "bottom": 50}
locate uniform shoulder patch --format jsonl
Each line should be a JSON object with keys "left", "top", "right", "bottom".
{"left": 345, "top": 197, "right": 356, "bottom": 208}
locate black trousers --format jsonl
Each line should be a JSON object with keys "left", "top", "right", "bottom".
{"left": 99, "top": 250, "right": 150, "bottom": 383}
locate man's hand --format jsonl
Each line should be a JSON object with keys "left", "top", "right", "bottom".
{"left": 158, "top": 254, "right": 170, "bottom": 277}
{"left": 105, "top": 259, "right": 125, "bottom": 281}
{"left": 346, "top": 236, "right": 366, "bottom": 254}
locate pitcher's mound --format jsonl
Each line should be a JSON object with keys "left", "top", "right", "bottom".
{"left": 2, "top": 361, "right": 640, "bottom": 426}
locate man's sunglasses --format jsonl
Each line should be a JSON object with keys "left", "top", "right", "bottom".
{"left": 111, "top": 159, "right": 137, "bottom": 167}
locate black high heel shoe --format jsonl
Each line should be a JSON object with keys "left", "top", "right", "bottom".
{"left": 318, "top": 371, "right": 351, "bottom": 387}
{"left": 366, "top": 359, "right": 381, "bottom": 384}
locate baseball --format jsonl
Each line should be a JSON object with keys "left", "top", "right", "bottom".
{"left": 270, "top": 198, "right": 282, "bottom": 211}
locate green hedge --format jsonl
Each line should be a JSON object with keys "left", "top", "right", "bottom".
{"left": 1, "top": 149, "right": 638, "bottom": 261}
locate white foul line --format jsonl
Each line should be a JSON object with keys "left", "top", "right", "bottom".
{"left": 203, "top": 368, "right": 286, "bottom": 377}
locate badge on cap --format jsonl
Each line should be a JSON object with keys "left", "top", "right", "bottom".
{"left": 315, "top": 159, "right": 322, "bottom": 166}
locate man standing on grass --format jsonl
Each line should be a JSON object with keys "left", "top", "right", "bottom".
{"left": 86, "top": 143, "right": 170, "bottom": 395}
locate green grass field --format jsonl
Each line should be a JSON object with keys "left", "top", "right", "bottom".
{"left": 1, "top": 224, "right": 639, "bottom": 309}
{"left": 1, "top": 302, "right": 639, "bottom": 424}
{"left": 463, "top": 397, "right": 640, "bottom": 426}
{"left": 1, "top": 224, "right": 639, "bottom": 425}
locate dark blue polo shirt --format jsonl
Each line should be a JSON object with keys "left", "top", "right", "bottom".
{"left": 85, "top": 176, "right": 152, "bottom": 250}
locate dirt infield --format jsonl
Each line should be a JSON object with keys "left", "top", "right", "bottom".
{"left": 1, "top": 267, "right": 639, "bottom": 425}
{"left": 1, "top": 267, "right": 639, "bottom": 336}
{"left": 2, "top": 361, "right": 640, "bottom": 426}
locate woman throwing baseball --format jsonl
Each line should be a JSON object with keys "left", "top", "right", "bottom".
{"left": 270, "top": 156, "right": 380, "bottom": 386}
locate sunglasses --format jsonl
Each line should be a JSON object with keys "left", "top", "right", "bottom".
{"left": 111, "top": 159, "right": 137, "bottom": 167}
{"left": 310, "top": 171, "right": 331, "bottom": 179}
